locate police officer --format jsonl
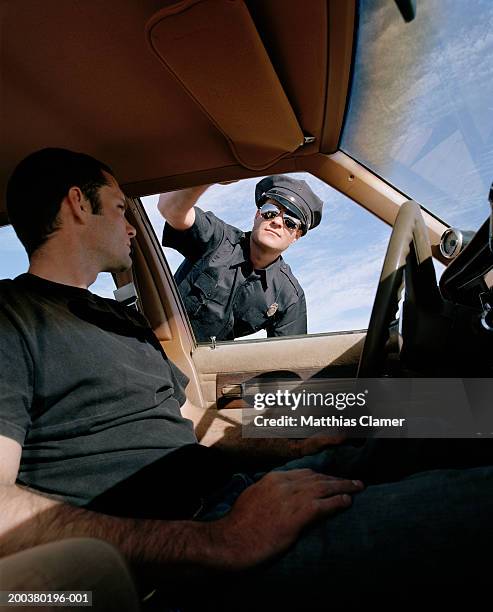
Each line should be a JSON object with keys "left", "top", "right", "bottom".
{"left": 158, "top": 175, "right": 324, "bottom": 342}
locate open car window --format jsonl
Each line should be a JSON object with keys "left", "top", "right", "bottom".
{"left": 142, "top": 173, "right": 391, "bottom": 341}
{"left": 0, "top": 226, "right": 117, "bottom": 299}
{"left": 0, "top": 226, "right": 28, "bottom": 280}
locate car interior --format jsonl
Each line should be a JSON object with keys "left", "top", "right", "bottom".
{"left": 2, "top": 0, "right": 493, "bottom": 439}
{"left": 1, "top": 0, "right": 493, "bottom": 598}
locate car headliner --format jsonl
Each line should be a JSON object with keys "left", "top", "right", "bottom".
{"left": 0, "top": 0, "right": 356, "bottom": 226}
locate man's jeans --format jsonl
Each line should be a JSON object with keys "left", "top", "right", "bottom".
{"left": 194, "top": 439, "right": 493, "bottom": 606}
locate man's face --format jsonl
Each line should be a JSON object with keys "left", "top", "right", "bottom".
{"left": 87, "top": 172, "right": 136, "bottom": 273}
{"left": 251, "top": 198, "right": 301, "bottom": 254}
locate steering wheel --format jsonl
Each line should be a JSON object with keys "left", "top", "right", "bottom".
{"left": 357, "top": 200, "right": 441, "bottom": 377}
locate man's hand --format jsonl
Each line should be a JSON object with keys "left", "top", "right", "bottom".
{"left": 209, "top": 427, "right": 345, "bottom": 464}
{"left": 291, "top": 433, "right": 347, "bottom": 458}
{"left": 209, "top": 469, "right": 363, "bottom": 570}
{"left": 0, "top": 431, "right": 361, "bottom": 577}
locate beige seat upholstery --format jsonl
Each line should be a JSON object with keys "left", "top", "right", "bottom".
{"left": 0, "top": 538, "right": 141, "bottom": 612}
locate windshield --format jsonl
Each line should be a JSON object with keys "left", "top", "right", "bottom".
{"left": 341, "top": 0, "right": 493, "bottom": 231}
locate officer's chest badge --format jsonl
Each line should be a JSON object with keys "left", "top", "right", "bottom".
{"left": 266, "top": 303, "right": 279, "bottom": 317}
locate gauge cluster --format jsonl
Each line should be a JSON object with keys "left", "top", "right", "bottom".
{"left": 439, "top": 219, "right": 493, "bottom": 306}
{"left": 439, "top": 228, "right": 475, "bottom": 260}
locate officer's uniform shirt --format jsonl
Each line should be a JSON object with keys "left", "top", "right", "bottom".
{"left": 162, "top": 208, "right": 307, "bottom": 342}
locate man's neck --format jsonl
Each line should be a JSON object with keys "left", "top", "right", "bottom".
{"left": 249, "top": 236, "right": 281, "bottom": 270}
{"left": 27, "top": 264, "right": 95, "bottom": 289}
{"left": 28, "top": 247, "right": 98, "bottom": 289}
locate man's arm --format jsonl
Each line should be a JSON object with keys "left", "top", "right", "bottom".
{"left": 180, "top": 400, "right": 344, "bottom": 464}
{"left": 157, "top": 185, "right": 211, "bottom": 230}
{"left": 212, "top": 433, "right": 346, "bottom": 465}
{"left": 0, "top": 435, "right": 362, "bottom": 575}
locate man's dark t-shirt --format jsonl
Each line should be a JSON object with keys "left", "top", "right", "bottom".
{"left": 0, "top": 274, "right": 229, "bottom": 517}
{"left": 163, "top": 208, "right": 307, "bottom": 342}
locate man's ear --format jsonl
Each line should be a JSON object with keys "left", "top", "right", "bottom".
{"left": 64, "top": 187, "right": 91, "bottom": 222}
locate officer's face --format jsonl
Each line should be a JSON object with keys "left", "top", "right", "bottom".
{"left": 251, "top": 199, "right": 301, "bottom": 253}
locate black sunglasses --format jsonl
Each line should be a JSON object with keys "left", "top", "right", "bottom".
{"left": 259, "top": 202, "right": 302, "bottom": 231}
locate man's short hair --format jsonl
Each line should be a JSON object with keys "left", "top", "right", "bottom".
{"left": 6, "top": 148, "right": 114, "bottom": 257}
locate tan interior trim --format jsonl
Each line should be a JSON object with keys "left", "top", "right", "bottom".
{"left": 216, "top": 364, "right": 360, "bottom": 410}
{"left": 190, "top": 330, "right": 365, "bottom": 444}
{"left": 121, "top": 158, "right": 301, "bottom": 199}
{"left": 146, "top": 0, "right": 305, "bottom": 170}
{"left": 320, "top": 0, "right": 357, "bottom": 152}
{"left": 126, "top": 197, "right": 204, "bottom": 407}
{"left": 301, "top": 151, "right": 449, "bottom": 263}
{"left": 193, "top": 331, "right": 365, "bottom": 380}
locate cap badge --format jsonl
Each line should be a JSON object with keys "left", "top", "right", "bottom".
{"left": 266, "top": 303, "right": 278, "bottom": 317}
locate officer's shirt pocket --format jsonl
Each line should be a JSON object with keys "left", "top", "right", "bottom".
{"left": 187, "top": 271, "right": 231, "bottom": 314}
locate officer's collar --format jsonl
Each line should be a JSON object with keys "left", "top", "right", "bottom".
{"left": 255, "top": 254, "right": 284, "bottom": 286}
{"left": 231, "top": 232, "right": 283, "bottom": 285}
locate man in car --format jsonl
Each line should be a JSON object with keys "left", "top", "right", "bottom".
{"left": 1, "top": 148, "right": 492, "bottom": 606}
{"left": 158, "top": 176, "right": 323, "bottom": 341}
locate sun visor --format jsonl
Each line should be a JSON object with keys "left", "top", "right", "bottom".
{"left": 146, "top": 0, "right": 305, "bottom": 170}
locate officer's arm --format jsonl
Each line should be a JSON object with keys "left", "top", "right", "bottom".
{"left": 158, "top": 185, "right": 211, "bottom": 230}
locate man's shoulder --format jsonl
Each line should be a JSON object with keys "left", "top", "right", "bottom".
{"left": 164, "top": 207, "right": 243, "bottom": 260}
{"left": 0, "top": 276, "right": 48, "bottom": 326}
{"left": 0, "top": 277, "right": 22, "bottom": 304}
{"left": 0, "top": 275, "right": 66, "bottom": 315}
{"left": 198, "top": 208, "right": 244, "bottom": 243}
{"left": 278, "top": 260, "right": 304, "bottom": 298}
{"left": 193, "top": 208, "right": 244, "bottom": 258}
{"left": 0, "top": 277, "right": 36, "bottom": 329}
